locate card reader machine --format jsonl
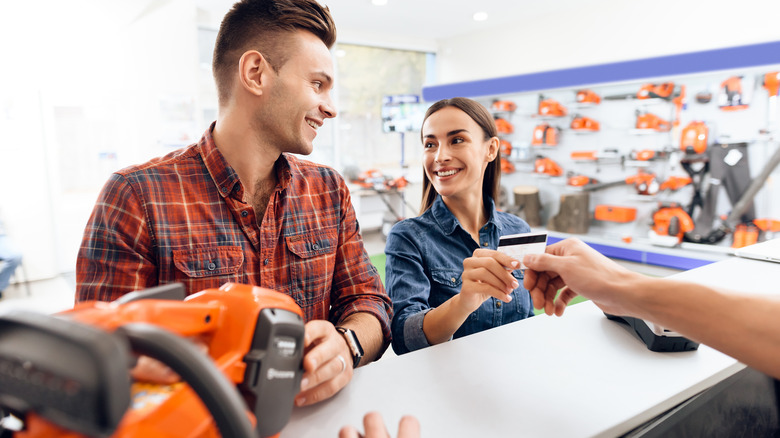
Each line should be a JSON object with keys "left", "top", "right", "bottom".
{"left": 604, "top": 313, "right": 700, "bottom": 352}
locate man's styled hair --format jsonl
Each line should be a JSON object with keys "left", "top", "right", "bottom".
{"left": 212, "top": 0, "right": 337, "bottom": 106}
{"left": 419, "top": 97, "right": 501, "bottom": 215}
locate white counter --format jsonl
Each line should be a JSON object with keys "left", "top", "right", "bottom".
{"left": 282, "top": 255, "right": 780, "bottom": 437}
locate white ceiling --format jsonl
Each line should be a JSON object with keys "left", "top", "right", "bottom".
{"left": 193, "top": 0, "right": 584, "bottom": 41}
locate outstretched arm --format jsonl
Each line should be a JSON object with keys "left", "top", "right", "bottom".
{"left": 523, "top": 237, "right": 780, "bottom": 380}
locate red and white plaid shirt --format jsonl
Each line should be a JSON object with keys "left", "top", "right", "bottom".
{"left": 76, "top": 123, "right": 392, "bottom": 343}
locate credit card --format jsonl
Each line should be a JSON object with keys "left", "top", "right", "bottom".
{"left": 497, "top": 232, "right": 548, "bottom": 270}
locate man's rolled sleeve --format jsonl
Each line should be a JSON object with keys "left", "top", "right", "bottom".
{"left": 329, "top": 183, "right": 392, "bottom": 351}
{"left": 76, "top": 173, "right": 156, "bottom": 302}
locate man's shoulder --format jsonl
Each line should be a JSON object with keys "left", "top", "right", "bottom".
{"left": 115, "top": 145, "right": 200, "bottom": 178}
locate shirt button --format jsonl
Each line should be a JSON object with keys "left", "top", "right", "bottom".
{"left": 312, "top": 243, "right": 320, "bottom": 250}
{"left": 496, "top": 301, "right": 502, "bottom": 308}
{"left": 207, "top": 262, "right": 216, "bottom": 270}
{"left": 482, "top": 242, "right": 488, "bottom": 247}
{"left": 264, "top": 258, "right": 269, "bottom": 266}
{"left": 451, "top": 277, "right": 456, "bottom": 283}
{"left": 241, "top": 210, "right": 248, "bottom": 217}
{"left": 220, "top": 187, "right": 227, "bottom": 193}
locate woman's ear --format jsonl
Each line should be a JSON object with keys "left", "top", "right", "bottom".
{"left": 486, "top": 136, "right": 500, "bottom": 161}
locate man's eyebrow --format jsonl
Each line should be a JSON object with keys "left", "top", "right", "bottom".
{"left": 314, "top": 71, "right": 333, "bottom": 85}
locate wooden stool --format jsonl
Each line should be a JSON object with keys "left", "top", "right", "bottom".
{"left": 513, "top": 185, "right": 542, "bottom": 227}
{"left": 548, "top": 192, "right": 590, "bottom": 234}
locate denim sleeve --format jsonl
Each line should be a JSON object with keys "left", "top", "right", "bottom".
{"left": 385, "top": 222, "right": 434, "bottom": 355}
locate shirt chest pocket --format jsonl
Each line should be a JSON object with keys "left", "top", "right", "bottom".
{"left": 286, "top": 229, "right": 338, "bottom": 305}
{"left": 172, "top": 246, "right": 244, "bottom": 277}
{"left": 429, "top": 269, "right": 463, "bottom": 307}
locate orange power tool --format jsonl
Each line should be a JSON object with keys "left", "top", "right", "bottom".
{"left": 652, "top": 203, "right": 695, "bottom": 242}
{"left": 635, "top": 111, "right": 671, "bottom": 131}
{"left": 538, "top": 96, "right": 567, "bottom": 117}
{"left": 0, "top": 283, "right": 305, "bottom": 438}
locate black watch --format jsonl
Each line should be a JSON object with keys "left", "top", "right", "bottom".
{"left": 336, "top": 326, "right": 364, "bottom": 369}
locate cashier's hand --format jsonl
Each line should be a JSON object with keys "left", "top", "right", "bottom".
{"left": 296, "top": 320, "right": 353, "bottom": 407}
{"left": 458, "top": 249, "right": 520, "bottom": 313}
{"left": 522, "top": 238, "right": 643, "bottom": 317}
{"left": 339, "top": 412, "right": 420, "bottom": 438}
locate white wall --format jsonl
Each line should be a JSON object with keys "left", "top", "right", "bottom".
{"left": 435, "top": 0, "right": 780, "bottom": 85}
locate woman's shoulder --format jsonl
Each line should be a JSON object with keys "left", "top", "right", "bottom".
{"left": 495, "top": 210, "right": 531, "bottom": 233}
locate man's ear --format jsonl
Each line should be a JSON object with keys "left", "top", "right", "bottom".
{"left": 238, "top": 50, "right": 270, "bottom": 97}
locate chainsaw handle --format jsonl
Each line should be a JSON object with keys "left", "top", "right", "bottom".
{"left": 118, "top": 323, "right": 256, "bottom": 438}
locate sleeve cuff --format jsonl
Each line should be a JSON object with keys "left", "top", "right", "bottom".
{"left": 403, "top": 308, "right": 434, "bottom": 352}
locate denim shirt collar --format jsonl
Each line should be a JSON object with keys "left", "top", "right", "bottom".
{"left": 430, "top": 195, "right": 503, "bottom": 236}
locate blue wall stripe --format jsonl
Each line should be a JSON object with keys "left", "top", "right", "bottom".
{"left": 545, "top": 235, "right": 715, "bottom": 271}
{"left": 423, "top": 40, "right": 780, "bottom": 101}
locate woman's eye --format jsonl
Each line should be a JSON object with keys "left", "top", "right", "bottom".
{"left": 424, "top": 142, "right": 436, "bottom": 148}
{"left": 452, "top": 137, "right": 464, "bottom": 144}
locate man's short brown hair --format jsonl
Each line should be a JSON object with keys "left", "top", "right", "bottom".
{"left": 212, "top": 0, "right": 336, "bottom": 106}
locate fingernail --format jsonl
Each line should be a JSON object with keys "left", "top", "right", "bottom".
{"left": 511, "top": 260, "right": 519, "bottom": 268}
{"left": 300, "top": 377, "right": 309, "bottom": 389}
{"left": 512, "top": 280, "right": 519, "bottom": 288}
{"left": 295, "top": 397, "right": 305, "bottom": 406}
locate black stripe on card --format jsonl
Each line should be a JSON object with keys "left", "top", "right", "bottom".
{"left": 498, "top": 234, "right": 547, "bottom": 246}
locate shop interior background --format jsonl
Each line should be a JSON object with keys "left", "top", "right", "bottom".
{"left": 2, "top": 0, "right": 780, "bottom": 283}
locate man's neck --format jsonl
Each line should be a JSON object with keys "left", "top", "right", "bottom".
{"left": 213, "top": 110, "right": 279, "bottom": 201}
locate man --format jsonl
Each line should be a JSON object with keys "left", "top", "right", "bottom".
{"left": 76, "top": 0, "right": 392, "bottom": 407}
{"left": 524, "top": 237, "right": 780, "bottom": 381}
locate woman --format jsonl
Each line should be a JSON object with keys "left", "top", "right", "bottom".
{"left": 385, "top": 97, "right": 534, "bottom": 355}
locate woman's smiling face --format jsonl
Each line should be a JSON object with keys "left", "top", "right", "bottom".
{"left": 422, "top": 106, "right": 498, "bottom": 199}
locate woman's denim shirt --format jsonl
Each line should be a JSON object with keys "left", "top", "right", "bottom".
{"left": 385, "top": 195, "right": 535, "bottom": 355}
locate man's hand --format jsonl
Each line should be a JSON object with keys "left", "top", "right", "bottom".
{"left": 296, "top": 320, "right": 353, "bottom": 407}
{"left": 130, "top": 336, "right": 209, "bottom": 384}
{"left": 522, "top": 238, "right": 643, "bottom": 316}
{"left": 338, "top": 412, "right": 420, "bottom": 438}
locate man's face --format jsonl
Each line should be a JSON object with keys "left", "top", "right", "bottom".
{"left": 257, "top": 30, "right": 337, "bottom": 156}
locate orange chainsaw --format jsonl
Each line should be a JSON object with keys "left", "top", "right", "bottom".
{"left": 537, "top": 95, "right": 567, "bottom": 117}
{"left": 531, "top": 124, "right": 558, "bottom": 146}
{"left": 635, "top": 111, "right": 671, "bottom": 131}
{"left": 570, "top": 116, "right": 599, "bottom": 131}
{"left": 0, "top": 283, "right": 305, "bottom": 438}
{"left": 534, "top": 157, "right": 563, "bottom": 176}
{"left": 491, "top": 100, "right": 517, "bottom": 112}
{"left": 494, "top": 117, "right": 514, "bottom": 134}
{"left": 576, "top": 89, "right": 601, "bottom": 104}
{"left": 578, "top": 171, "right": 658, "bottom": 195}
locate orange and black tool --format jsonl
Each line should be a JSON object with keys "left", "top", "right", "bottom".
{"left": 500, "top": 157, "right": 516, "bottom": 174}
{"left": 652, "top": 203, "right": 695, "bottom": 242}
{"left": 531, "top": 124, "right": 559, "bottom": 146}
{"left": 753, "top": 218, "right": 780, "bottom": 233}
{"left": 538, "top": 95, "right": 567, "bottom": 117}
{"left": 570, "top": 150, "right": 598, "bottom": 161}
{"left": 499, "top": 139, "right": 513, "bottom": 156}
{"left": 680, "top": 121, "right": 708, "bottom": 155}
{"left": 0, "top": 283, "right": 305, "bottom": 438}
{"left": 765, "top": 72, "right": 780, "bottom": 97}
{"left": 576, "top": 89, "right": 601, "bottom": 104}
{"left": 719, "top": 76, "right": 749, "bottom": 111}
{"left": 570, "top": 115, "right": 600, "bottom": 131}
{"left": 578, "top": 171, "right": 658, "bottom": 195}
{"left": 567, "top": 174, "right": 598, "bottom": 187}
{"left": 659, "top": 176, "right": 692, "bottom": 191}
{"left": 495, "top": 117, "right": 514, "bottom": 134}
{"left": 534, "top": 156, "right": 563, "bottom": 176}
{"left": 492, "top": 100, "right": 517, "bottom": 112}
{"left": 732, "top": 223, "right": 759, "bottom": 248}
{"left": 635, "top": 111, "right": 671, "bottom": 131}
{"left": 637, "top": 82, "right": 675, "bottom": 100}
